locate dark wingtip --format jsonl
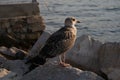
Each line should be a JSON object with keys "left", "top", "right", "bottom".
{"left": 24, "top": 56, "right": 46, "bottom": 75}
{"left": 24, "top": 56, "right": 46, "bottom": 65}
{"left": 28, "top": 57, "right": 46, "bottom": 72}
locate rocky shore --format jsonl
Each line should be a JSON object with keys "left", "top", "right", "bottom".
{"left": 0, "top": 32, "right": 120, "bottom": 80}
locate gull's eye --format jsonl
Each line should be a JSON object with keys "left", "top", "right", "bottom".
{"left": 72, "top": 19, "right": 75, "bottom": 21}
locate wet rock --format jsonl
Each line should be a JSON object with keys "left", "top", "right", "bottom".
{"left": 99, "top": 42, "right": 120, "bottom": 80}
{"left": 21, "top": 61, "right": 104, "bottom": 80}
{"left": 66, "top": 35, "right": 102, "bottom": 73}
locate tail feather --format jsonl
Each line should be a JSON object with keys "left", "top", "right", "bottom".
{"left": 25, "top": 56, "right": 46, "bottom": 73}
{"left": 25, "top": 56, "right": 46, "bottom": 65}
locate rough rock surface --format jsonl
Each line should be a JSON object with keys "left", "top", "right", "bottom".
{"left": 21, "top": 61, "right": 104, "bottom": 80}
{"left": 0, "top": 34, "right": 120, "bottom": 80}
{"left": 0, "top": 15, "right": 45, "bottom": 49}
{"left": 0, "top": 68, "right": 10, "bottom": 78}
{"left": 66, "top": 35, "right": 102, "bottom": 73}
{"left": 98, "top": 42, "right": 120, "bottom": 80}
{"left": 28, "top": 31, "right": 51, "bottom": 57}
{"left": 0, "top": 46, "right": 27, "bottom": 60}
{"left": 0, "top": 54, "right": 7, "bottom": 68}
{"left": 0, "top": 69, "right": 21, "bottom": 80}
{"left": 2, "top": 60, "right": 29, "bottom": 76}
{"left": 0, "top": 58, "right": 105, "bottom": 80}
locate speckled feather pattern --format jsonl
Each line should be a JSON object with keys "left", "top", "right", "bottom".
{"left": 38, "top": 26, "right": 77, "bottom": 58}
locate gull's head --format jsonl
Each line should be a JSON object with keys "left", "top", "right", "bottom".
{"left": 64, "top": 17, "right": 80, "bottom": 27}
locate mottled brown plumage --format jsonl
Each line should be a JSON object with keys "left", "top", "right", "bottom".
{"left": 39, "top": 27, "right": 76, "bottom": 58}
{"left": 26, "top": 17, "right": 80, "bottom": 70}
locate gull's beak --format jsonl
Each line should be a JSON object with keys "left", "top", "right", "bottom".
{"left": 77, "top": 20, "right": 80, "bottom": 23}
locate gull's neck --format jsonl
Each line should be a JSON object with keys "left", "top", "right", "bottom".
{"left": 71, "top": 24, "right": 76, "bottom": 28}
{"left": 65, "top": 24, "right": 77, "bottom": 35}
{"left": 65, "top": 24, "right": 76, "bottom": 28}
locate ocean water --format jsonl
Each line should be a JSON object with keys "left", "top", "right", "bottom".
{"left": 0, "top": 0, "right": 32, "bottom": 4}
{"left": 38, "top": 0, "right": 120, "bottom": 42}
{"left": 2, "top": 0, "right": 120, "bottom": 42}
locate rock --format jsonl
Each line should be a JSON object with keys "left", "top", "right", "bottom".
{"left": 0, "top": 48, "right": 7, "bottom": 68}
{"left": 0, "top": 46, "right": 28, "bottom": 60}
{"left": 2, "top": 60, "right": 29, "bottom": 76}
{"left": 0, "top": 68, "right": 10, "bottom": 78}
{"left": 28, "top": 31, "right": 51, "bottom": 57}
{"left": 66, "top": 35, "right": 102, "bottom": 73}
{"left": 26, "top": 16, "right": 45, "bottom": 33}
{"left": 9, "top": 47, "right": 28, "bottom": 59}
{"left": 76, "top": 71, "right": 104, "bottom": 80}
{"left": 0, "top": 53, "right": 7, "bottom": 68}
{"left": 0, "top": 15, "right": 45, "bottom": 49}
{"left": 21, "top": 61, "right": 104, "bottom": 80}
{"left": 0, "top": 46, "right": 17, "bottom": 60}
{"left": 15, "top": 50, "right": 28, "bottom": 60}
{"left": 107, "top": 69, "right": 120, "bottom": 80}
{"left": 0, "top": 34, "right": 19, "bottom": 48}
{"left": 0, "top": 69, "right": 21, "bottom": 80}
{"left": 98, "top": 42, "right": 120, "bottom": 80}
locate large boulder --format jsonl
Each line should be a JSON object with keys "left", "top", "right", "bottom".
{"left": 21, "top": 61, "right": 105, "bottom": 80}
{"left": 0, "top": 15, "right": 45, "bottom": 49}
{"left": 66, "top": 35, "right": 102, "bottom": 73}
{"left": 98, "top": 42, "right": 120, "bottom": 80}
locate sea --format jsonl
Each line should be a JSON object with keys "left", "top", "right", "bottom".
{"left": 1, "top": 0, "right": 120, "bottom": 42}
{"left": 38, "top": 0, "right": 120, "bottom": 42}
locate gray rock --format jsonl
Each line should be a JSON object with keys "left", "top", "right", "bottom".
{"left": 15, "top": 50, "right": 28, "bottom": 60}
{"left": 0, "top": 46, "right": 12, "bottom": 56}
{"left": 21, "top": 61, "right": 104, "bottom": 80}
{"left": 28, "top": 31, "right": 51, "bottom": 57}
{"left": 0, "top": 53, "right": 7, "bottom": 68}
{"left": 0, "top": 68, "right": 10, "bottom": 78}
{"left": 107, "top": 69, "right": 120, "bottom": 80}
{"left": 0, "top": 46, "right": 27, "bottom": 60}
{"left": 2, "top": 60, "right": 29, "bottom": 76}
{"left": 76, "top": 71, "right": 104, "bottom": 80}
{"left": 99, "top": 42, "right": 120, "bottom": 80}
{"left": 0, "top": 69, "right": 21, "bottom": 80}
{"left": 66, "top": 35, "right": 102, "bottom": 73}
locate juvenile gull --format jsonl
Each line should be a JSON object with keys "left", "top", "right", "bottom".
{"left": 26, "top": 17, "right": 80, "bottom": 70}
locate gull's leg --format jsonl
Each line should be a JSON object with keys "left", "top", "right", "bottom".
{"left": 62, "top": 53, "right": 66, "bottom": 63}
{"left": 59, "top": 55, "right": 63, "bottom": 64}
{"left": 59, "top": 53, "right": 70, "bottom": 67}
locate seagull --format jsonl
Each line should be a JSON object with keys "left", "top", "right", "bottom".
{"left": 25, "top": 17, "right": 80, "bottom": 70}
